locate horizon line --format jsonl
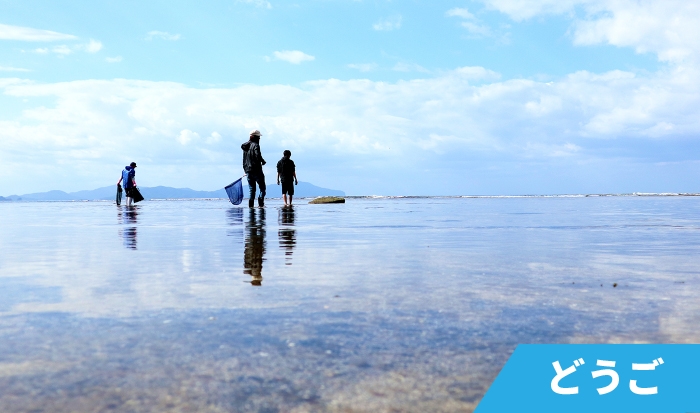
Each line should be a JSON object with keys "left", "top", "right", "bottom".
{"left": 2, "top": 192, "right": 699, "bottom": 202}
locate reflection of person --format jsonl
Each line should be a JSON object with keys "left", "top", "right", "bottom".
{"left": 278, "top": 206, "right": 296, "bottom": 265}
{"left": 123, "top": 227, "right": 138, "bottom": 250}
{"left": 244, "top": 208, "right": 266, "bottom": 285}
{"left": 241, "top": 130, "right": 266, "bottom": 208}
{"left": 118, "top": 206, "right": 139, "bottom": 250}
{"left": 117, "top": 162, "right": 138, "bottom": 207}
{"left": 276, "top": 150, "right": 298, "bottom": 206}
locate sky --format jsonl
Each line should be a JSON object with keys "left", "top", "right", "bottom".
{"left": 1, "top": 0, "right": 699, "bottom": 196}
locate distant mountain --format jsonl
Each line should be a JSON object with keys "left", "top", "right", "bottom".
{"left": 2, "top": 182, "right": 344, "bottom": 201}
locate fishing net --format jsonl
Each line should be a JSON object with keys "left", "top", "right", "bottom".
{"left": 131, "top": 187, "right": 145, "bottom": 203}
{"left": 225, "top": 177, "right": 244, "bottom": 205}
{"left": 116, "top": 184, "right": 123, "bottom": 206}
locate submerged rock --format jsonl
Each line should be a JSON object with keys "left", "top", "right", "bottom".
{"left": 309, "top": 196, "right": 346, "bottom": 204}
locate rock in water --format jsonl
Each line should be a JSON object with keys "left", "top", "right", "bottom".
{"left": 309, "top": 196, "right": 346, "bottom": 204}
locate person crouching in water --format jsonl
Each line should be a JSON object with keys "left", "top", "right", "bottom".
{"left": 276, "top": 150, "right": 298, "bottom": 206}
{"left": 117, "top": 162, "right": 137, "bottom": 206}
{"left": 242, "top": 129, "right": 267, "bottom": 208}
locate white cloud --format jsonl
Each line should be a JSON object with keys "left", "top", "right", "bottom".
{"left": 207, "top": 131, "right": 222, "bottom": 144}
{"left": 0, "top": 23, "right": 77, "bottom": 42}
{"left": 448, "top": 6, "right": 493, "bottom": 37}
{"left": 52, "top": 45, "right": 73, "bottom": 55}
{"left": 480, "top": 0, "right": 580, "bottom": 20}
{"left": 1, "top": 60, "right": 699, "bottom": 193}
{"left": 447, "top": 8, "right": 475, "bottom": 19}
{"left": 453, "top": 66, "right": 502, "bottom": 81}
{"left": 84, "top": 39, "right": 103, "bottom": 53}
{"left": 31, "top": 40, "right": 104, "bottom": 56}
{"left": 348, "top": 63, "right": 377, "bottom": 72}
{"left": 105, "top": 56, "right": 123, "bottom": 63}
{"left": 373, "top": 15, "right": 402, "bottom": 31}
{"left": 481, "top": 0, "right": 700, "bottom": 63}
{"left": 6, "top": 24, "right": 103, "bottom": 57}
{"left": 461, "top": 22, "right": 492, "bottom": 37}
{"left": 271, "top": 50, "right": 315, "bottom": 64}
{"left": 523, "top": 142, "right": 581, "bottom": 157}
{"left": 0, "top": 66, "right": 30, "bottom": 72}
{"left": 145, "top": 31, "right": 181, "bottom": 41}
{"left": 525, "top": 95, "right": 563, "bottom": 116}
{"left": 236, "top": 0, "right": 272, "bottom": 9}
{"left": 178, "top": 129, "right": 200, "bottom": 145}
{"left": 0, "top": 78, "right": 29, "bottom": 88}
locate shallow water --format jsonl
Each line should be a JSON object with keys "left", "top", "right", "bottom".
{"left": 1, "top": 197, "right": 699, "bottom": 412}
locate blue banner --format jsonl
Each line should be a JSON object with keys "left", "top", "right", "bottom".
{"left": 476, "top": 344, "right": 700, "bottom": 413}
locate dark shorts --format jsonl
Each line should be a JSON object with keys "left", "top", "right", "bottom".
{"left": 125, "top": 187, "right": 136, "bottom": 198}
{"left": 281, "top": 180, "right": 294, "bottom": 195}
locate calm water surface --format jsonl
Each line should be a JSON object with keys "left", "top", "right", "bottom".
{"left": 1, "top": 197, "right": 699, "bottom": 412}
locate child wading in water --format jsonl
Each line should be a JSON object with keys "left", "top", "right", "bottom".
{"left": 276, "top": 150, "right": 298, "bottom": 206}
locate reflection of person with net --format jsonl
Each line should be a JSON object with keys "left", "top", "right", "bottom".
{"left": 244, "top": 208, "right": 266, "bottom": 286}
{"left": 278, "top": 206, "right": 296, "bottom": 265}
{"left": 117, "top": 207, "right": 139, "bottom": 250}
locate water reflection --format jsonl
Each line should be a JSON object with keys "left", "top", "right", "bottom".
{"left": 226, "top": 208, "right": 243, "bottom": 238}
{"left": 118, "top": 206, "right": 139, "bottom": 250}
{"left": 278, "top": 206, "right": 296, "bottom": 265}
{"left": 3, "top": 198, "right": 700, "bottom": 412}
{"left": 244, "top": 208, "right": 266, "bottom": 286}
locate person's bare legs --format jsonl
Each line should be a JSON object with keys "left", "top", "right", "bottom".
{"left": 289, "top": 195, "right": 293, "bottom": 205}
{"left": 283, "top": 194, "right": 288, "bottom": 206}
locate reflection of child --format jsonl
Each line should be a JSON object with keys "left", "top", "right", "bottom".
{"left": 276, "top": 150, "right": 298, "bottom": 206}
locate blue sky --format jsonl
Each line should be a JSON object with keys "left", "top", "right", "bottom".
{"left": 1, "top": 0, "right": 699, "bottom": 195}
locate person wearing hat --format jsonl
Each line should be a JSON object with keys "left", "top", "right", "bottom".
{"left": 241, "top": 130, "right": 267, "bottom": 208}
{"left": 117, "top": 162, "right": 138, "bottom": 207}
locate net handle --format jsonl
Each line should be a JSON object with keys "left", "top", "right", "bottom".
{"left": 225, "top": 174, "right": 247, "bottom": 190}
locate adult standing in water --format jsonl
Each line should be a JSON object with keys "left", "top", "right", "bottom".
{"left": 117, "top": 162, "right": 137, "bottom": 207}
{"left": 241, "top": 129, "right": 267, "bottom": 208}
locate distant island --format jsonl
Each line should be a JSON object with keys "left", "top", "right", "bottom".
{"left": 1, "top": 182, "right": 344, "bottom": 202}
